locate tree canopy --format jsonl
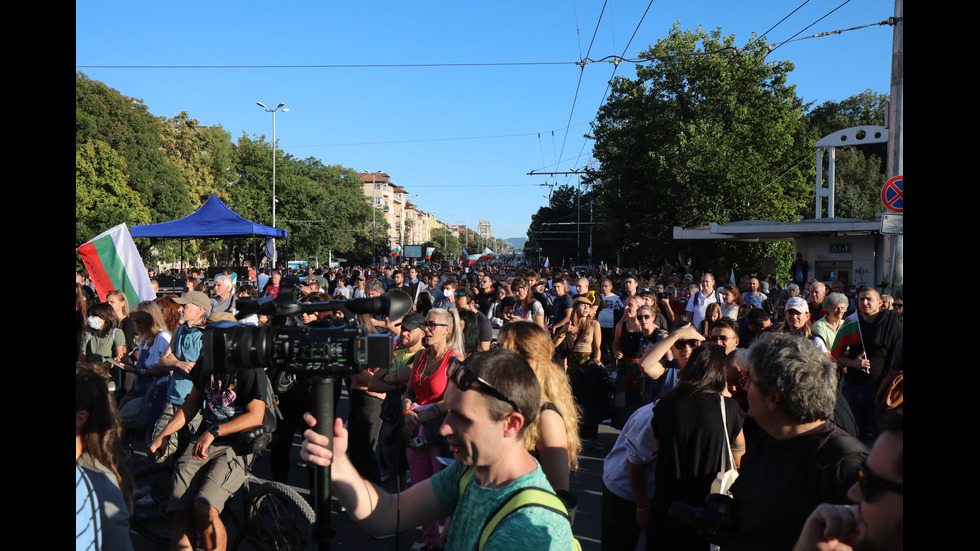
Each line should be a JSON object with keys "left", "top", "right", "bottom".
{"left": 588, "top": 25, "right": 813, "bottom": 275}
{"left": 75, "top": 72, "right": 383, "bottom": 267}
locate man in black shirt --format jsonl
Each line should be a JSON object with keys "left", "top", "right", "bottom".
{"left": 725, "top": 333, "right": 867, "bottom": 551}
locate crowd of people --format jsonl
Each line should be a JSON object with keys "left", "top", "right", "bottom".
{"left": 75, "top": 259, "right": 903, "bottom": 551}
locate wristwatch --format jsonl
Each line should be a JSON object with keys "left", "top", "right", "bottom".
{"left": 208, "top": 425, "right": 220, "bottom": 438}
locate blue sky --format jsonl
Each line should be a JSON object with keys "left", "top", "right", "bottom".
{"left": 76, "top": 1, "right": 895, "bottom": 241}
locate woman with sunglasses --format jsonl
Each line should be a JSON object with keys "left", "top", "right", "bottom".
{"left": 638, "top": 323, "right": 705, "bottom": 399}
{"left": 400, "top": 308, "right": 464, "bottom": 550}
{"left": 610, "top": 296, "right": 660, "bottom": 426}
{"left": 498, "top": 322, "right": 582, "bottom": 494}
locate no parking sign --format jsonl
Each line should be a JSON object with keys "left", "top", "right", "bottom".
{"left": 881, "top": 175, "right": 903, "bottom": 213}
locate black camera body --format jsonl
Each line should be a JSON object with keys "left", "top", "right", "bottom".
{"left": 668, "top": 493, "right": 735, "bottom": 546}
{"left": 203, "top": 322, "right": 394, "bottom": 376}
{"left": 200, "top": 289, "right": 412, "bottom": 376}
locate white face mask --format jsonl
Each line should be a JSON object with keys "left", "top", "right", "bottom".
{"left": 87, "top": 317, "right": 105, "bottom": 331}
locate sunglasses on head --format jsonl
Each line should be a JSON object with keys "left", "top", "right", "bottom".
{"left": 857, "top": 459, "right": 903, "bottom": 503}
{"left": 449, "top": 364, "right": 519, "bottom": 413}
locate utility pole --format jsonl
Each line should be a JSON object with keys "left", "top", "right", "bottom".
{"left": 884, "top": 0, "right": 903, "bottom": 295}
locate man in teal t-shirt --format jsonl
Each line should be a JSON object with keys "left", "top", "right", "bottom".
{"left": 301, "top": 349, "right": 574, "bottom": 550}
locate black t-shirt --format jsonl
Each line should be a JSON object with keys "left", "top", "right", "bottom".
{"left": 725, "top": 422, "right": 867, "bottom": 551}
{"left": 841, "top": 310, "right": 903, "bottom": 386}
{"left": 192, "top": 366, "right": 268, "bottom": 442}
{"left": 475, "top": 288, "right": 496, "bottom": 315}
{"left": 475, "top": 311, "right": 493, "bottom": 343}
{"left": 551, "top": 293, "right": 573, "bottom": 329}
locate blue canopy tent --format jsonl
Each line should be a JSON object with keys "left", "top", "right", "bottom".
{"left": 130, "top": 194, "right": 286, "bottom": 270}
{"left": 130, "top": 194, "right": 286, "bottom": 239}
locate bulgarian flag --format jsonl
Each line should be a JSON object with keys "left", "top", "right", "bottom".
{"left": 461, "top": 248, "right": 481, "bottom": 264}
{"left": 391, "top": 246, "right": 401, "bottom": 258}
{"left": 480, "top": 247, "right": 494, "bottom": 260}
{"left": 543, "top": 257, "right": 550, "bottom": 268}
{"left": 831, "top": 312, "right": 864, "bottom": 359}
{"left": 77, "top": 223, "right": 155, "bottom": 305}
{"left": 425, "top": 246, "right": 435, "bottom": 260}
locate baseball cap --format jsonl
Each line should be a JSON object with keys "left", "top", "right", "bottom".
{"left": 174, "top": 291, "right": 211, "bottom": 313}
{"left": 400, "top": 313, "right": 426, "bottom": 331}
{"left": 786, "top": 296, "right": 809, "bottom": 314}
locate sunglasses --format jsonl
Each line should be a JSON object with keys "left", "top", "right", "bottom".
{"left": 421, "top": 321, "right": 449, "bottom": 329}
{"left": 857, "top": 459, "right": 903, "bottom": 502}
{"left": 674, "top": 339, "right": 700, "bottom": 349}
{"left": 638, "top": 314, "right": 653, "bottom": 320}
{"left": 449, "top": 364, "right": 519, "bottom": 413}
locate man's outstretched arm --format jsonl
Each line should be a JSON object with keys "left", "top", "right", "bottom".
{"left": 301, "top": 414, "right": 449, "bottom": 536}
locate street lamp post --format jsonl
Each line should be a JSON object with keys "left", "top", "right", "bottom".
{"left": 256, "top": 102, "right": 289, "bottom": 268}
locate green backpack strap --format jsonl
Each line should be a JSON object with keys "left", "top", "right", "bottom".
{"left": 458, "top": 466, "right": 477, "bottom": 496}
{"left": 478, "top": 487, "right": 579, "bottom": 551}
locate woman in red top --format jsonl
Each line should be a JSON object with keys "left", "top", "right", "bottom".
{"left": 399, "top": 308, "right": 464, "bottom": 548}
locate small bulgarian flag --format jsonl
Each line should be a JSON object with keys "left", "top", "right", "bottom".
{"left": 77, "top": 223, "right": 155, "bottom": 305}
{"left": 543, "top": 257, "right": 550, "bottom": 268}
{"left": 831, "top": 313, "right": 864, "bottom": 359}
{"left": 425, "top": 246, "right": 435, "bottom": 260}
{"left": 391, "top": 246, "right": 401, "bottom": 258}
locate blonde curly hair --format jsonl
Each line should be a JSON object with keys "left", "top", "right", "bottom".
{"left": 498, "top": 322, "right": 582, "bottom": 470}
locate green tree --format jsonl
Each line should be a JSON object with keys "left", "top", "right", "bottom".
{"left": 589, "top": 25, "right": 811, "bottom": 274}
{"left": 160, "top": 112, "right": 237, "bottom": 208}
{"left": 76, "top": 139, "right": 152, "bottom": 244}
{"left": 805, "top": 90, "right": 888, "bottom": 220}
{"left": 76, "top": 72, "right": 191, "bottom": 225}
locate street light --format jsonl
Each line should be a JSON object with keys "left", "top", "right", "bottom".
{"left": 256, "top": 102, "right": 289, "bottom": 268}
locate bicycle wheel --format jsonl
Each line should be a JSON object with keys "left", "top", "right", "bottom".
{"left": 130, "top": 462, "right": 174, "bottom": 547}
{"left": 247, "top": 481, "right": 315, "bottom": 551}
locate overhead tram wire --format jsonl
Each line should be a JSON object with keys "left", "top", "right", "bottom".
{"left": 764, "top": 19, "right": 892, "bottom": 50}
{"left": 555, "top": 0, "right": 609, "bottom": 172}
{"left": 75, "top": 61, "right": 579, "bottom": 69}
{"left": 734, "top": 0, "right": 813, "bottom": 62}
{"left": 571, "top": 0, "right": 657, "bottom": 171}
{"left": 767, "top": 0, "right": 853, "bottom": 56}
